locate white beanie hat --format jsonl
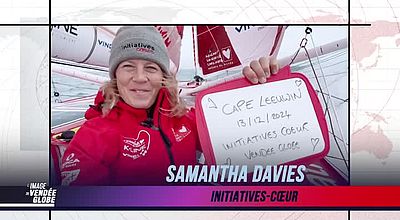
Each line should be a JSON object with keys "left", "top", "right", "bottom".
{"left": 109, "top": 26, "right": 170, "bottom": 79}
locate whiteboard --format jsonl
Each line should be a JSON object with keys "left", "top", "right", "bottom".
{"left": 196, "top": 66, "right": 329, "bottom": 171}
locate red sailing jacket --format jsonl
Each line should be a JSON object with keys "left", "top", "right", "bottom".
{"left": 60, "top": 88, "right": 200, "bottom": 185}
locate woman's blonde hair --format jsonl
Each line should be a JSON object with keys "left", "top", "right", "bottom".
{"left": 101, "top": 73, "right": 188, "bottom": 117}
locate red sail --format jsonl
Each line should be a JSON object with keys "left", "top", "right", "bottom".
{"left": 197, "top": 26, "right": 242, "bottom": 75}
{"left": 196, "top": 26, "right": 286, "bottom": 75}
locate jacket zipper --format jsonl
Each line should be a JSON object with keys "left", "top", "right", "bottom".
{"left": 158, "top": 127, "right": 175, "bottom": 165}
{"left": 156, "top": 93, "right": 175, "bottom": 166}
{"left": 142, "top": 93, "right": 175, "bottom": 166}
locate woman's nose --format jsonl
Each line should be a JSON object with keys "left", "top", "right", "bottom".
{"left": 132, "top": 67, "right": 148, "bottom": 82}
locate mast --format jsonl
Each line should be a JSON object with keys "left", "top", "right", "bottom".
{"left": 192, "top": 26, "right": 198, "bottom": 77}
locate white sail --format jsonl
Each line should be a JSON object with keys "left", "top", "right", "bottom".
{"left": 51, "top": 25, "right": 184, "bottom": 75}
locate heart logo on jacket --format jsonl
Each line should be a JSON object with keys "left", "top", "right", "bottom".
{"left": 172, "top": 125, "right": 191, "bottom": 142}
{"left": 122, "top": 130, "right": 151, "bottom": 160}
{"left": 221, "top": 47, "right": 232, "bottom": 61}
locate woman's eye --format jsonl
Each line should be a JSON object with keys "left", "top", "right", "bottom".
{"left": 145, "top": 66, "right": 158, "bottom": 72}
{"left": 122, "top": 65, "right": 135, "bottom": 70}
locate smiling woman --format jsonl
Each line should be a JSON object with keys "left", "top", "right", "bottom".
{"left": 59, "top": 26, "right": 201, "bottom": 185}
{"left": 58, "top": 26, "right": 277, "bottom": 186}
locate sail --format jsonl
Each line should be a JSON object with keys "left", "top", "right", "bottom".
{"left": 196, "top": 26, "right": 285, "bottom": 75}
{"left": 155, "top": 26, "right": 184, "bottom": 75}
{"left": 51, "top": 25, "right": 184, "bottom": 75}
{"left": 51, "top": 26, "right": 113, "bottom": 68}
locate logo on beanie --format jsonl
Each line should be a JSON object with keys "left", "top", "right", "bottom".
{"left": 121, "top": 42, "right": 155, "bottom": 54}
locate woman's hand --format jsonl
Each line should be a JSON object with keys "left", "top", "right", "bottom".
{"left": 242, "top": 56, "right": 279, "bottom": 84}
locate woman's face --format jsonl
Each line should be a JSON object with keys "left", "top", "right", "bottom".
{"left": 115, "top": 59, "right": 164, "bottom": 109}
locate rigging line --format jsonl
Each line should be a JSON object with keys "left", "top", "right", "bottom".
{"left": 307, "top": 71, "right": 348, "bottom": 79}
{"left": 309, "top": 33, "right": 348, "bottom": 151}
{"left": 52, "top": 82, "right": 98, "bottom": 90}
{"left": 51, "top": 59, "right": 109, "bottom": 72}
{"left": 51, "top": 78, "right": 63, "bottom": 103}
{"left": 317, "top": 55, "right": 348, "bottom": 66}
{"left": 328, "top": 130, "right": 348, "bottom": 144}
{"left": 311, "top": 59, "right": 348, "bottom": 69}
{"left": 321, "top": 98, "right": 335, "bottom": 116}
{"left": 324, "top": 104, "right": 329, "bottom": 116}
{"left": 296, "top": 59, "right": 347, "bottom": 78}
{"left": 53, "top": 92, "right": 97, "bottom": 98}
{"left": 56, "top": 87, "right": 97, "bottom": 93}
{"left": 288, "top": 47, "right": 302, "bottom": 66}
{"left": 303, "top": 47, "right": 349, "bottom": 169}
{"left": 326, "top": 155, "right": 349, "bottom": 162}
{"left": 294, "top": 49, "right": 346, "bottom": 66}
{"left": 288, "top": 31, "right": 309, "bottom": 66}
{"left": 53, "top": 94, "right": 94, "bottom": 99}
{"left": 293, "top": 53, "right": 346, "bottom": 66}
{"left": 324, "top": 106, "right": 347, "bottom": 129}
{"left": 289, "top": 32, "right": 349, "bottom": 166}
{"left": 320, "top": 49, "right": 348, "bottom": 59}
{"left": 325, "top": 158, "right": 349, "bottom": 178}
{"left": 51, "top": 78, "right": 58, "bottom": 92}
{"left": 324, "top": 110, "right": 348, "bottom": 145}
{"left": 293, "top": 50, "right": 346, "bottom": 70}
{"left": 296, "top": 60, "right": 345, "bottom": 72}
{"left": 60, "top": 94, "right": 97, "bottom": 102}
{"left": 316, "top": 90, "right": 348, "bottom": 102}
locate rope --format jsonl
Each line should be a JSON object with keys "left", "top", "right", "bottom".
{"left": 289, "top": 27, "right": 349, "bottom": 171}
{"left": 51, "top": 78, "right": 62, "bottom": 103}
{"left": 309, "top": 33, "right": 348, "bottom": 151}
{"left": 303, "top": 44, "right": 349, "bottom": 170}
